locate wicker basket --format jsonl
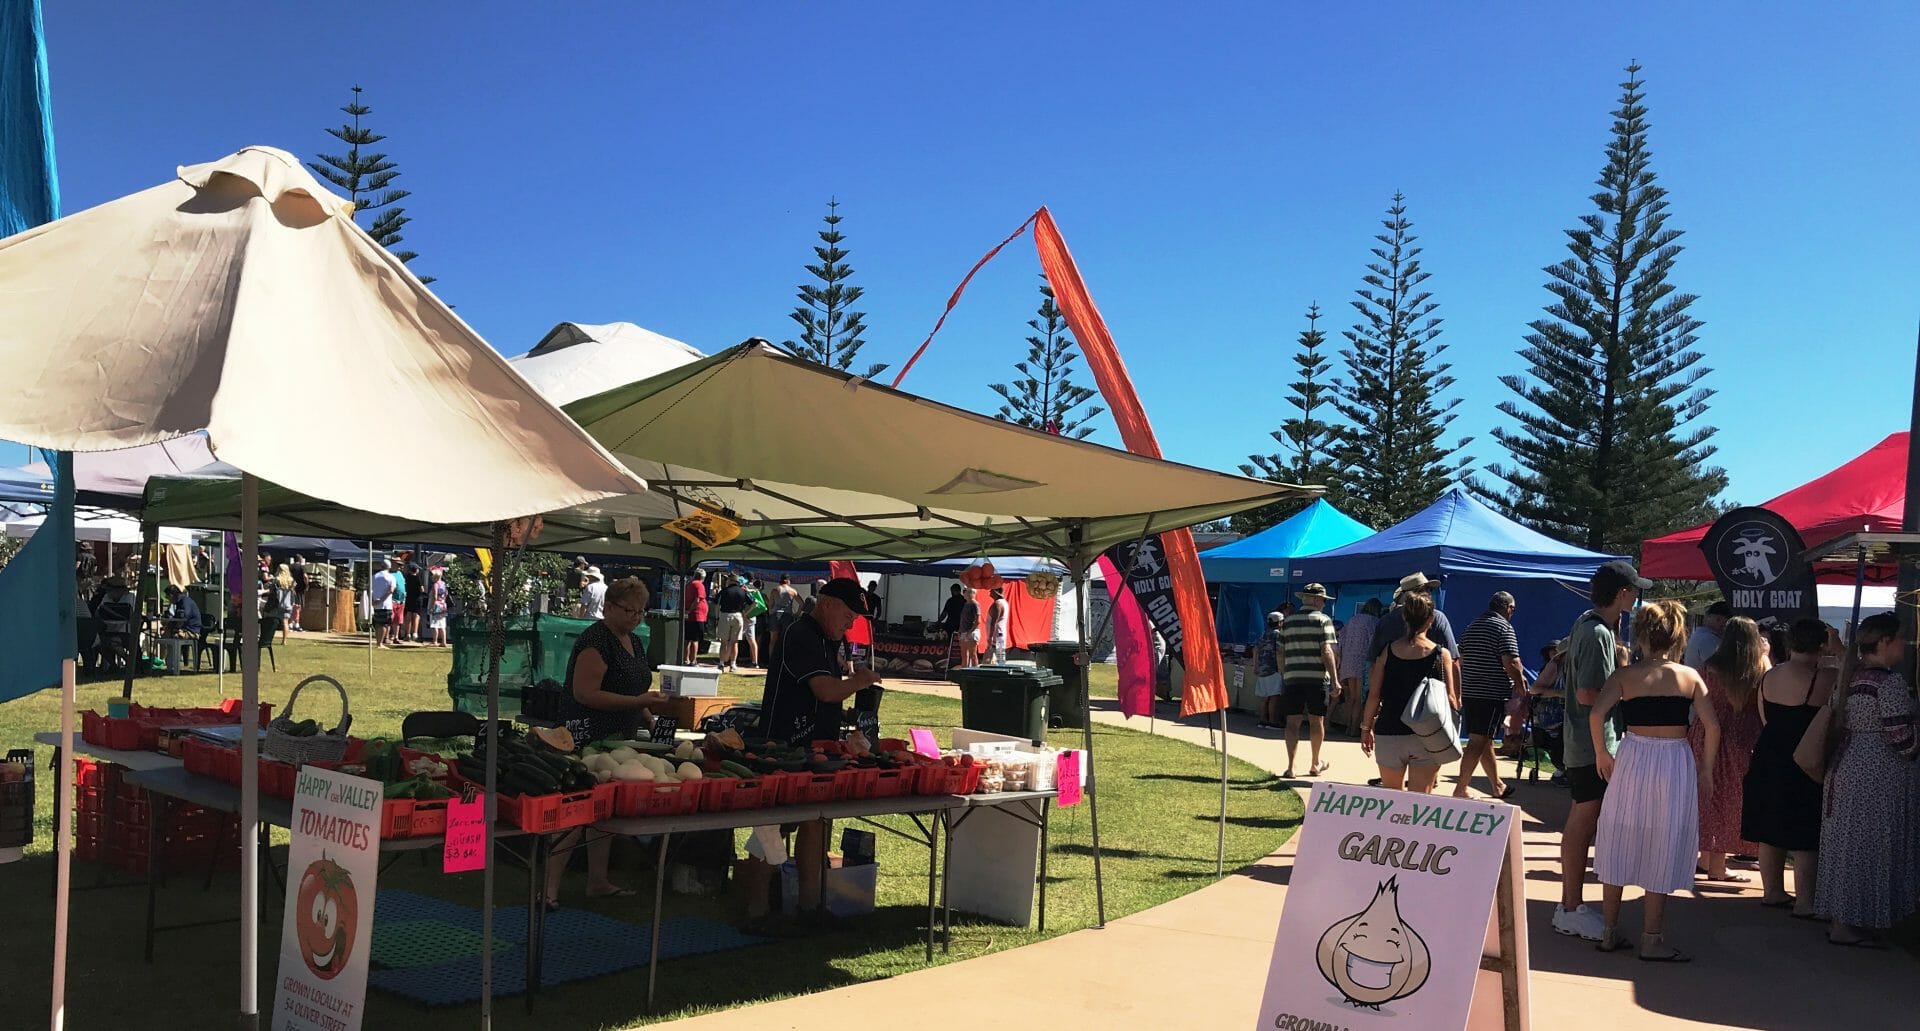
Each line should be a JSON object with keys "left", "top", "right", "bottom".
{"left": 264, "top": 675, "right": 354, "bottom": 766}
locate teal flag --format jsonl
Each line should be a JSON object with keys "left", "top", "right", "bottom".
{"left": 0, "top": 0, "right": 71, "bottom": 702}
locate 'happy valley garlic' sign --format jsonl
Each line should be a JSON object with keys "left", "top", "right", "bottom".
{"left": 1258, "top": 784, "right": 1521, "bottom": 1031}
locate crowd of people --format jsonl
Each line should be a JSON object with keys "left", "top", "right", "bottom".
{"left": 369, "top": 557, "right": 448, "bottom": 648}
{"left": 1250, "top": 555, "right": 1915, "bottom": 958}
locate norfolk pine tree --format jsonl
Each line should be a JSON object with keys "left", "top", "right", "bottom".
{"left": 1479, "top": 64, "right": 1724, "bottom": 553}
{"left": 1330, "top": 194, "right": 1471, "bottom": 526}
{"left": 785, "top": 199, "right": 885, "bottom": 378}
{"left": 991, "top": 279, "right": 1105, "bottom": 439}
{"left": 309, "top": 85, "right": 431, "bottom": 283}
{"left": 1238, "top": 303, "right": 1341, "bottom": 531}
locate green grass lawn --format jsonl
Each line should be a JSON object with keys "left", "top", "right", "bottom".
{"left": 0, "top": 638, "right": 1301, "bottom": 1030}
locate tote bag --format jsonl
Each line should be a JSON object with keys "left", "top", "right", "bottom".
{"left": 1399, "top": 651, "right": 1463, "bottom": 764}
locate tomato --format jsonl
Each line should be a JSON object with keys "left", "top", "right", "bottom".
{"left": 294, "top": 855, "right": 359, "bottom": 981}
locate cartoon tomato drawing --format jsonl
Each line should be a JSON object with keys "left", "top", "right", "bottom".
{"left": 295, "top": 855, "right": 359, "bottom": 980}
{"left": 1316, "top": 877, "right": 1431, "bottom": 1009}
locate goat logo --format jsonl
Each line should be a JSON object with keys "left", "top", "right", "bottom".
{"left": 1722, "top": 523, "right": 1784, "bottom": 587}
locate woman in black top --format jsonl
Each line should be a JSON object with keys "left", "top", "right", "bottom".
{"left": 1360, "top": 593, "right": 1457, "bottom": 793}
{"left": 545, "top": 577, "right": 668, "bottom": 907}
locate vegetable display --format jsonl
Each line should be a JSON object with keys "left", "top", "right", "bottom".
{"left": 464, "top": 726, "right": 597, "bottom": 797}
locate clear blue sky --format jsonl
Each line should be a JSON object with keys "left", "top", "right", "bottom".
{"left": 27, "top": 1, "right": 1920, "bottom": 515}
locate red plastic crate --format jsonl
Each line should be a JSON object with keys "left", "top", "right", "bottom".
{"left": 73, "top": 757, "right": 106, "bottom": 788}
{"left": 913, "top": 758, "right": 980, "bottom": 796}
{"left": 182, "top": 738, "right": 225, "bottom": 779}
{"left": 831, "top": 767, "right": 874, "bottom": 801}
{"left": 610, "top": 780, "right": 647, "bottom": 817}
{"left": 497, "top": 782, "right": 613, "bottom": 832}
{"left": 856, "top": 767, "right": 913, "bottom": 800}
{"left": 699, "top": 777, "right": 767, "bottom": 812}
{"left": 637, "top": 780, "right": 700, "bottom": 817}
{"left": 259, "top": 759, "right": 297, "bottom": 799}
{"left": 771, "top": 771, "right": 838, "bottom": 806}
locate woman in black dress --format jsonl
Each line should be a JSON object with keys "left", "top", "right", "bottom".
{"left": 544, "top": 577, "right": 669, "bottom": 907}
{"left": 1741, "top": 618, "right": 1837, "bottom": 917}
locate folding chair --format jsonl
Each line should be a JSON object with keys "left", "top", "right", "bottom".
{"left": 400, "top": 710, "right": 482, "bottom": 743}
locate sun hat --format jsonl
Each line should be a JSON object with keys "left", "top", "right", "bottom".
{"left": 1297, "top": 583, "right": 1330, "bottom": 600}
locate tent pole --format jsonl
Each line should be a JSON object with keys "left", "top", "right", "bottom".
{"left": 1072, "top": 547, "right": 1107, "bottom": 928}
{"left": 1217, "top": 706, "right": 1229, "bottom": 877}
{"left": 239, "top": 474, "right": 261, "bottom": 1030}
{"left": 367, "top": 540, "right": 374, "bottom": 675}
{"left": 123, "top": 525, "right": 156, "bottom": 700}
{"left": 50, "top": 655, "right": 76, "bottom": 1029}
{"left": 218, "top": 539, "right": 227, "bottom": 691}
{"left": 479, "top": 525, "right": 509, "bottom": 1029}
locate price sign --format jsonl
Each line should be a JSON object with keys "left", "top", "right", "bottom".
{"left": 441, "top": 796, "right": 486, "bottom": 874}
{"left": 650, "top": 716, "right": 679, "bottom": 743}
{"left": 855, "top": 710, "right": 880, "bottom": 743}
{"left": 909, "top": 728, "right": 940, "bottom": 757}
{"left": 1057, "top": 750, "right": 1082, "bottom": 807}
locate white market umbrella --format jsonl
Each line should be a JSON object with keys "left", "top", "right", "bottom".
{"left": 0, "top": 145, "right": 648, "bottom": 1029}
{"left": 5, "top": 508, "right": 192, "bottom": 544}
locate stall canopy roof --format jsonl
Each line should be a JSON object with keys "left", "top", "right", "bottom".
{"left": 0, "top": 146, "right": 645, "bottom": 522}
{"left": 510, "top": 322, "right": 706, "bottom": 406}
{"left": 1293, "top": 486, "right": 1623, "bottom": 584}
{"left": 1642, "top": 432, "right": 1907, "bottom": 581}
{"left": 1198, "top": 499, "right": 1373, "bottom": 583}
{"left": 145, "top": 340, "right": 1312, "bottom": 563}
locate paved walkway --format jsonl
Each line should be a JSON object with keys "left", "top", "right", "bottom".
{"left": 665, "top": 691, "right": 1918, "bottom": 1030}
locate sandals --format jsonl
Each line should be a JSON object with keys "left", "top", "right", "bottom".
{"left": 1758, "top": 896, "right": 1794, "bottom": 909}
{"left": 1595, "top": 929, "right": 1633, "bottom": 953}
{"left": 587, "top": 885, "right": 638, "bottom": 899}
{"left": 1494, "top": 783, "right": 1518, "bottom": 800}
{"left": 1638, "top": 933, "right": 1691, "bottom": 963}
{"left": 1827, "top": 935, "right": 1887, "bottom": 949}
{"left": 1309, "top": 761, "right": 1332, "bottom": 777}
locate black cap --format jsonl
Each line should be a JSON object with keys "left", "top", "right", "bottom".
{"left": 1705, "top": 600, "right": 1733, "bottom": 617}
{"left": 817, "top": 577, "right": 878, "bottom": 616}
{"left": 1593, "top": 559, "right": 1652, "bottom": 597}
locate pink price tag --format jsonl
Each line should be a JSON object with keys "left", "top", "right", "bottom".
{"left": 441, "top": 797, "right": 487, "bottom": 874}
{"left": 1057, "top": 751, "right": 1082, "bottom": 807}
{"left": 909, "top": 728, "right": 940, "bottom": 758}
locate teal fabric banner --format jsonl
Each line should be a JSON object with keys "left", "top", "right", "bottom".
{"left": 0, "top": 0, "right": 72, "bottom": 702}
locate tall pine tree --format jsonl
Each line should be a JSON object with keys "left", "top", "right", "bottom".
{"left": 309, "top": 86, "right": 430, "bottom": 282}
{"left": 1330, "top": 194, "right": 1471, "bottom": 526}
{"left": 785, "top": 198, "right": 884, "bottom": 377}
{"left": 1237, "top": 303, "right": 1342, "bottom": 531}
{"left": 1479, "top": 64, "right": 1724, "bottom": 553}
{"left": 990, "top": 279, "right": 1105, "bottom": 439}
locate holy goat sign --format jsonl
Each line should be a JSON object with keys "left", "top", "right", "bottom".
{"left": 1258, "top": 784, "right": 1527, "bottom": 1031}
{"left": 1699, "top": 506, "right": 1818, "bottom": 627}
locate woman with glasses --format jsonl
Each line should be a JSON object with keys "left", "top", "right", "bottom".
{"left": 546, "top": 576, "right": 668, "bottom": 908}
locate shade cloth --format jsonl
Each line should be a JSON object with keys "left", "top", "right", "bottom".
{"left": 6, "top": 508, "right": 192, "bottom": 545}
{"left": 0, "top": 146, "right": 645, "bottom": 521}
{"left": 1642, "top": 433, "right": 1907, "bottom": 581}
{"left": 510, "top": 321, "right": 706, "bottom": 406}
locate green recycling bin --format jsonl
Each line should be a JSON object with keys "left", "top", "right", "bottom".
{"left": 951, "top": 666, "right": 1062, "bottom": 740}
{"left": 1025, "top": 640, "right": 1087, "bottom": 729}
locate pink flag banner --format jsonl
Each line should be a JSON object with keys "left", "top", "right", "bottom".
{"left": 1098, "top": 555, "right": 1155, "bottom": 719}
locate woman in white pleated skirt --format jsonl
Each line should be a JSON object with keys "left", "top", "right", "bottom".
{"left": 1589, "top": 599, "right": 1720, "bottom": 962}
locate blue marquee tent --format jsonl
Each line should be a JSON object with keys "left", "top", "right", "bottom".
{"left": 1291, "top": 487, "right": 1625, "bottom": 661}
{"left": 1199, "top": 499, "right": 1374, "bottom": 644}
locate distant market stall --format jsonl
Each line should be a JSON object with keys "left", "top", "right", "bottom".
{"left": 1291, "top": 487, "right": 1623, "bottom": 662}
{"left": 1198, "top": 498, "right": 1373, "bottom": 644}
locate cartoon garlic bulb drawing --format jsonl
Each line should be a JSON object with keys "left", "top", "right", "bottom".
{"left": 1316, "top": 876, "right": 1432, "bottom": 1009}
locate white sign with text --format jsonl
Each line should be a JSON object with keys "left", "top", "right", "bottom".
{"left": 274, "top": 767, "right": 382, "bottom": 1031}
{"left": 1257, "top": 783, "right": 1519, "bottom": 1031}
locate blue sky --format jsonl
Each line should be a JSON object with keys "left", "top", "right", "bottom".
{"left": 26, "top": 1, "right": 1920, "bottom": 516}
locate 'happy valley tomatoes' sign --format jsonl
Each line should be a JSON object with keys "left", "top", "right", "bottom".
{"left": 275, "top": 766, "right": 381, "bottom": 1031}
{"left": 1257, "top": 784, "right": 1524, "bottom": 1031}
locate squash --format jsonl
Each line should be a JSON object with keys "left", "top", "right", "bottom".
{"left": 609, "top": 746, "right": 640, "bottom": 765}
{"left": 532, "top": 726, "right": 575, "bottom": 753}
{"left": 676, "top": 762, "right": 703, "bottom": 780}
{"left": 612, "top": 760, "right": 655, "bottom": 782}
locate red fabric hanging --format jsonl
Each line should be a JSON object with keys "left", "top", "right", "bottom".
{"left": 827, "top": 560, "right": 872, "bottom": 646}
{"left": 1033, "top": 209, "right": 1227, "bottom": 717}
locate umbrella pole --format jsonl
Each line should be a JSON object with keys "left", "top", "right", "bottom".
{"left": 218, "top": 540, "right": 226, "bottom": 692}
{"left": 239, "top": 475, "right": 261, "bottom": 1029}
{"left": 1217, "top": 706, "right": 1229, "bottom": 877}
{"left": 367, "top": 541, "right": 375, "bottom": 675}
{"left": 50, "top": 656, "right": 75, "bottom": 1029}
{"left": 1072, "top": 557, "right": 1107, "bottom": 928}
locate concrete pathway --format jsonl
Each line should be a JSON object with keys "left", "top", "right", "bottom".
{"left": 662, "top": 692, "right": 1918, "bottom": 1030}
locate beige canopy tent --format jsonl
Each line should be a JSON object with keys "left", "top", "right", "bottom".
{"left": 146, "top": 340, "right": 1303, "bottom": 564}
{"left": 0, "top": 146, "right": 647, "bottom": 1028}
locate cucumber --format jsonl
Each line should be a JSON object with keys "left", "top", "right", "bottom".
{"left": 718, "top": 760, "right": 755, "bottom": 779}
{"left": 513, "top": 761, "right": 562, "bottom": 793}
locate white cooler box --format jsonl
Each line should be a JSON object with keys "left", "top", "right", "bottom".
{"left": 656, "top": 664, "right": 721, "bottom": 697}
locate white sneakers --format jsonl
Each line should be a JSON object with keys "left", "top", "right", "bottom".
{"left": 1552, "top": 903, "right": 1606, "bottom": 941}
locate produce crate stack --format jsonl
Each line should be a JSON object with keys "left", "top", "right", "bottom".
{"left": 72, "top": 758, "right": 237, "bottom": 874}
{"left": 0, "top": 749, "right": 33, "bottom": 860}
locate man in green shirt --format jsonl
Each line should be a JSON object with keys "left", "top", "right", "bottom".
{"left": 1551, "top": 560, "right": 1646, "bottom": 941}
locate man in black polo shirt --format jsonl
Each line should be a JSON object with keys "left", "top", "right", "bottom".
{"left": 741, "top": 578, "right": 883, "bottom": 930}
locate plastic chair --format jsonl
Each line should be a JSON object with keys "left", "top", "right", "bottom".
{"left": 400, "top": 710, "right": 481, "bottom": 743}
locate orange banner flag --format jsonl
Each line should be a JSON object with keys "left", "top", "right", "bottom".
{"left": 1032, "top": 208, "right": 1228, "bottom": 717}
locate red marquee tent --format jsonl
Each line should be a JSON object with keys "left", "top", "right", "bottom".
{"left": 1642, "top": 432, "right": 1908, "bottom": 580}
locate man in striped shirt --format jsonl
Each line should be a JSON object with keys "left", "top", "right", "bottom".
{"left": 1457, "top": 592, "right": 1525, "bottom": 800}
{"left": 1278, "top": 584, "right": 1341, "bottom": 778}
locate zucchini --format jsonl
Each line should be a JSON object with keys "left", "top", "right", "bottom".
{"left": 513, "top": 761, "right": 562, "bottom": 793}
{"left": 718, "top": 760, "right": 755, "bottom": 779}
